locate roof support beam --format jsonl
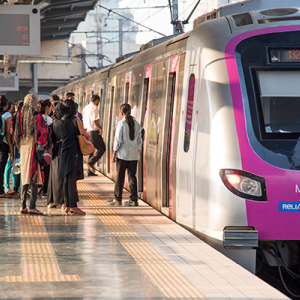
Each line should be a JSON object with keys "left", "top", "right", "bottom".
{"left": 41, "top": 6, "right": 93, "bottom": 20}
{"left": 41, "top": 18, "right": 84, "bottom": 28}
{"left": 41, "top": 27, "right": 77, "bottom": 37}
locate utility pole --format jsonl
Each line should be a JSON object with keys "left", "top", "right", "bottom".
{"left": 119, "top": 19, "right": 123, "bottom": 57}
{"left": 172, "top": 0, "right": 179, "bottom": 34}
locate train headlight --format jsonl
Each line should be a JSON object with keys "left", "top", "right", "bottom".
{"left": 220, "top": 169, "right": 267, "bottom": 201}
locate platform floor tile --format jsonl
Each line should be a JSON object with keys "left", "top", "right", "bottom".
{"left": 0, "top": 170, "right": 289, "bottom": 300}
{"left": 79, "top": 173, "right": 289, "bottom": 300}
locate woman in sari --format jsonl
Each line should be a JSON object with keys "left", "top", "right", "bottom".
{"left": 15, "top": 94, "right": 48, "bottom": 215}
{"left": 47, "top": 103, "right": 65, "bottom": 208}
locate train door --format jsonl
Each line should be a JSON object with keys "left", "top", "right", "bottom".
{"left": 144, "top": 61, "right": 168, "bottom": 211}
{"left": 125, "top": 82, "right": 129, "bottom": 104}
{"left": 161, "top": 72, "right": 176, "bottom": 216}
{"left": 161, "top": 54, "right": 184, "bottom": 220}
{"left": 177, "top": 72, "right": 196, "bottom": 227}
{"left": 98, "top": 81, "right": 105, "bottom": 174}
{"left": 138, "top": 78, "right": 149, "bottom": 196}
{"left": 106, "top": 81, "right": 115, "bottom": 176}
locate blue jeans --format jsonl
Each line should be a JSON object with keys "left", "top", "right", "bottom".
{"left": 4, "top": 159, "right": 16, "bottom": 191}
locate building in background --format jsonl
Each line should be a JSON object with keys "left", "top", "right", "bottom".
{"left": 70, "top": 0, "right": 140, "bottom": 71}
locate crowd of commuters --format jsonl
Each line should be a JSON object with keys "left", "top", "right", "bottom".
{"left": 0, "top": 91, "right": 142, "bottom": 215}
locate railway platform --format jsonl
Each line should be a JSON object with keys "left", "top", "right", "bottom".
{"left": 0, "top": 172, "right": 289, "bottom": 299}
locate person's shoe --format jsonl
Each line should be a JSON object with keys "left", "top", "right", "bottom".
{"left": 88, "top": 162, "right": 96, "bottom": 172}
{"left": 20, "top": 207, "right": 28, "bottom": 214}
{"left": 106, "top": 199, "right": 122, "bottom": 206}
{"left": 47, "top": 203, "right": 56, "bottom": 209}
{"left": 87, "top": 171, "right": 98, "bottom": 176}
{"left": 28, "top": 209, "right": 43, "bottom": 215}
{"left": 61, "top": 204, "right": 65, "bottom": 210}
{"left": 41, "top": 193, "right": 47, "bottom": 198}
{"left": 69, "top": 207, "right": 86, "bottom": 215}
{"left": 124, "top": 200, "right": 138, "bottom": 207}
{"left": 7, "top": 190, "right": 17, "bottom": 195}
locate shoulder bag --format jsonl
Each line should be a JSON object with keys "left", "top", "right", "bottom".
{"left": 73, "top": 118, "right": 95, "bottom": 156}
{"left": 34, "top": 115, "right": 52, "bottom": 166}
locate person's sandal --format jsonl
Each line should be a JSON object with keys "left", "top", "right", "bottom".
{"left": 0, "top": 193, "right": 12, "bottom": 198}
{"left": 20, "top": 208, "right": 28, "bottom": 214}
{"left": 28, "top": 209, "right": 43, "bottom": 215}
{"left": 47, "top": 203, "right": 56, "bottom": 209}
{"left": 69, "top": 207, "right": 86, "bottom": 215}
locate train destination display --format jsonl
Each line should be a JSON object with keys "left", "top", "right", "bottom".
{"left": 0, "top": 15, "right": 29, "bottom": 46}
{"left": 270, "top": 49, "right": 300, "bottom": 63}
{"left": 0, "top": 73, "right": 19, "bottom": 91}
{"left": 0, "top": 6, "right": 40, "bottom": 55}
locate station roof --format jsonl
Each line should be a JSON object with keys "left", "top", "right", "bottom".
{"left": 0, "top": 0, "right": 98, "bottom": 41}
{"left": 37, "top": 0, "right": 98, "bottom": 41}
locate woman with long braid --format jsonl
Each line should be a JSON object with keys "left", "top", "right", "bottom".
{"left": 15, "top": 94, "right": 48, "bottom": 215}
{"left": 107, "top": 103, "right": 142, "bottom": 207}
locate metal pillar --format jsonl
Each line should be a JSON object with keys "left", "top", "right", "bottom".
{"left": 32, "top": 63, "right": 38, "bottom": 93}
{"left": 172, "top": 0, "right": 179, "bottom": 34}
{"left": 119, "top": 19, "right": 123, "bottom": 57}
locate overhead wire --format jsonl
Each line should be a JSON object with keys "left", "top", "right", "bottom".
{"left": 92, "top": 4, "right": 167, "bottom": 55}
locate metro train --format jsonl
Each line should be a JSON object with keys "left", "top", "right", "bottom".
{"left": 53, "top": 0, "right": 300, "bottom": 289}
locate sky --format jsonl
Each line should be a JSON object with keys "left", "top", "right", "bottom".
{"left": 117, "top": 0, "right": 201, "bottom": 45}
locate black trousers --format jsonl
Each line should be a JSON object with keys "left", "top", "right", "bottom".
{"left": 63, "top": 155, "right": 79, "bottom": 208}
{"left": 42, "top": 165, "right": 50, "bottom": 193}
{"left": 0, "top": 143, "right": 9, "bottom": 195}
{"left": 87, "top": 130, "right": 106, "bottom": 166}
{"left": 114, "top": 158, "right": 138, "bottom": 202}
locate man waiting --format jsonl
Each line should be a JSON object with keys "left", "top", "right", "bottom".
{"left": 65, "top": 92, "right": 75, "bottom": 101}
{"left": 82, "top": 94, "right": 106, "bottom": 176}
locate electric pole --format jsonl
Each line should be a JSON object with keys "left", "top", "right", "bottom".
{"left": 172, "top": 0, "right": 179, "bottom": 34}
{"left": 119, "top": 19, "right": 123, "bottom": 57}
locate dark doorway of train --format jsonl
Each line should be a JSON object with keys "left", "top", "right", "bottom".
{"left": 162, "top": 73, "right": 176, "bottom": 212}
{"left": 138, "top": 78, "right": 149, "bottom": 196}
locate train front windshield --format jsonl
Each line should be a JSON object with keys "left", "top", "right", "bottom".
{"left": 257, "top": 71, "right": 300, "bottom": 134}
{"left": 236, "top": 31, "right": 300, "bottom": 169}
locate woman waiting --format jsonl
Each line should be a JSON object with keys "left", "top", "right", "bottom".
{"left": 59, "top": 100, "right": 89, "bottom": 215}
{"left": 4, "top": 101, "right": 17, "bottom": 194}
{"left": 15, "top": 94, "right": 48, "bottom": 215}
{"left": 5, "top": 101, "right": 23, "bottom": 195}
{"left": 47, "top": 103, "right": 65, "bottom": 209}
{"left": 39, "top": 99, "right": 52, "bottom": 197}
{"left": 107, "top": 103, "right": 142, "bottom": 207}
{"left": 0, "top": 95, "right": 12, "bottom": 198}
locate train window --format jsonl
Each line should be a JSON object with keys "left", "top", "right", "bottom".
{"left": 184, "top": 74, "right": 195, "bottom": 152}
{"left": 256, "top": 70, "right": 300, "bottom": 136}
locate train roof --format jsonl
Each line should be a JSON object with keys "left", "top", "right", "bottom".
{"left": 194, "top": 0, "right": 300, "bottom": 27}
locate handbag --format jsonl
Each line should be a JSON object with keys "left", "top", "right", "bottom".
{"left": 73, "top": 118, "right": 95, "bottom": 156}
{"left": 34, "top": 115, "right": 52, "bottom": 167}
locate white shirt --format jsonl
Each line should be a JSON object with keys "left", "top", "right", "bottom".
{"left": 82, "top": 102, "right": 100, "bottom": 131}
{"left": 113, "top": 117, "right": 142, "bottom": 161}
{"left": 1, "top": 111, "right": 11, "bottom": 145}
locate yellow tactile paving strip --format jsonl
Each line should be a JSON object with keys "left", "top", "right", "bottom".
{"left": 77, "top": 182, "right": 206, "bottom": 300}
{"left": 0, "top": 214, "right": 80, "bottom": 283}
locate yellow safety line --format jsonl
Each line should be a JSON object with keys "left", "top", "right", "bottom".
{"left": 78, "top": 182, "right": 205, "bottom": 300}
{"left": 3, "top": 214, "right": 80, "bottom": 282}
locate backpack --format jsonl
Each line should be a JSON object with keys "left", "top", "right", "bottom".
{"left": 0, "top": 110, "right": 7, "bottom": 144}
{"left": 33, "top": 115, "right": 53, "bottom": 166}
